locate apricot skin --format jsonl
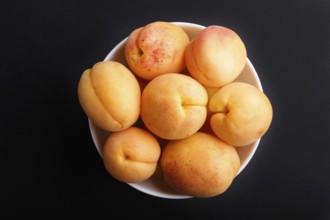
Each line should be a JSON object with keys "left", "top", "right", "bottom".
{"left": 185, "top": 25, "right": 247, "bottom": 87}
{"left": 141, "top": 73, "right": 208, "bottom": 140}
{"left": 78, "top": 61, "right": 141, "bottom": 132}
{"left": 160, "top": 132, "right": 240, "bottom": 198}
{"left": 125, "top": 21, "right": 189, "bottom": 80}
{"left": 209, "top": 82, "right": 273, "bottom": 146}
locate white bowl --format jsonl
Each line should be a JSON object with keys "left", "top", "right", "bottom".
{"left": 88, "top": 22, "right": 262, "bottom": 199}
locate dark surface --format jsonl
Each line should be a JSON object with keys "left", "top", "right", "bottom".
{"left": 1, "top": 0, "right": 330, "bottom": 218}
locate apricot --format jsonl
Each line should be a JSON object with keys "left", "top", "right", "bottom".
{"left": 185, "top": 25, "right": 247, "bottom": 87}
{"left": 141, "top": 73, "right": 208, "bottom": 140}
{"left": 160, "top": 132, "right": 240, "bottom": 198}
{"left": 102, "top": 127, "right": 161, "bottom": 183}
{"left": 209, "top": 82, "right": 273, "bottom": 146}
{"left": 78, "top": 61, "right": 141, "bottom": 132}
{"left": 125, "top": 21, "right": 189, "bottom": 80}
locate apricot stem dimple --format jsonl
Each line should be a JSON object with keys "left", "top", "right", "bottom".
{"left": 122, "top": 147, "right": 157, "bottom": 164}
{"left": 137, "top": 47, "right": 143, "bottom": 57}
{"left": 211, "top": 107, "right": 229, "bottom": 115}
{"left": 124, "top": 153, "right": 131, "bottom": 160}
{"left": 219, "top": 108, "right": 229, "bottom": 114}
{"left": 180, "top": 95, "right": 206, "bottom": 108}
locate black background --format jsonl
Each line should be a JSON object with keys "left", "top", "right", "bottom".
{"left": 1, "top": 0, "right": 330, "bottom": 218}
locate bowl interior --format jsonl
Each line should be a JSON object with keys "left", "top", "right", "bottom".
{"left": 88, "top": 22, "right": 262, "bottom": 199}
